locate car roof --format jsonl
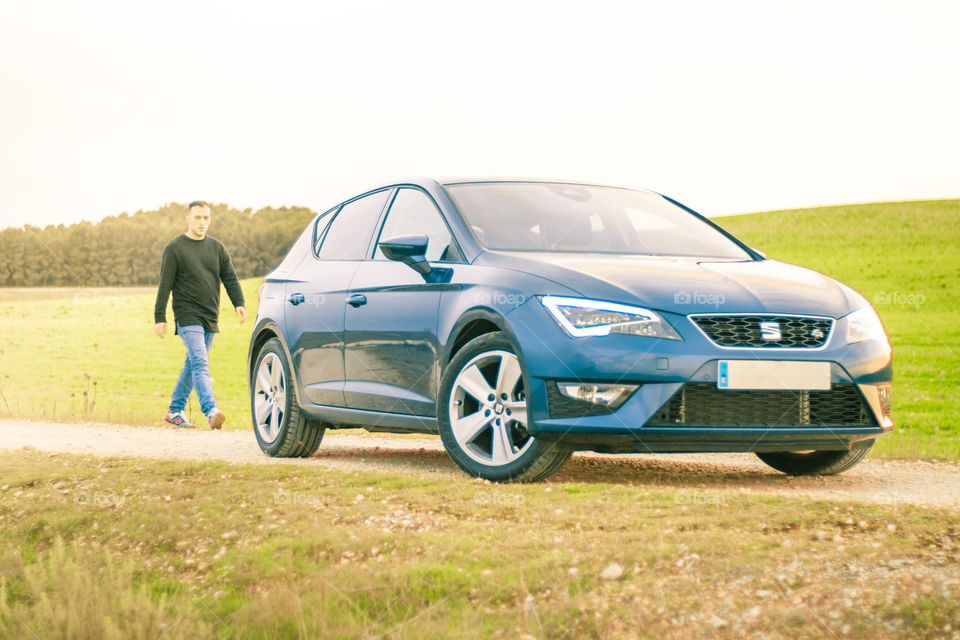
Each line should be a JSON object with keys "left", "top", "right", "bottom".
{"left": 348, "top": 176, "right": 656, "bottom": 196}
{"left": 438, "top": 176, "right": 655, "bottom": 193}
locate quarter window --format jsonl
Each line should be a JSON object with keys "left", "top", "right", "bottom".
{"left": 312, "top": 207, "right": 339, "bottom": 257}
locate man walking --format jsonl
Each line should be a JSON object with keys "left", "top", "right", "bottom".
{"left": 154, "top": 201, "right": 246, "bottom": 429}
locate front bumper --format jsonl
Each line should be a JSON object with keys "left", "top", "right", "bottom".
{"left": 505, "top": 299, "right": 893, "bottom": 454}
{"left": 527, "top": 373, "right": 891, "bottom": 454}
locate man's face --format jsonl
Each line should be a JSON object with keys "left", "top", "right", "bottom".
{"left": 185, "top": 205, "right": 211, "bottom": 238}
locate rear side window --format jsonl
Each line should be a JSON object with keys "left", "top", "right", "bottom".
{"left": 316, "top": 190, "right": 392, "bottom": 260}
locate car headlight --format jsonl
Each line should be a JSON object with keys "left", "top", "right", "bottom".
{"left": 540, "top": 296, "right": 682, "bottom": 340}
{"left": 845, "top": 306, "right": 888, "bottom": 344}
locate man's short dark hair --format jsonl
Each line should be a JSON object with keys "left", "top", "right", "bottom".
{"left": 188, "top": 200, "right": 211, "bottom": 211}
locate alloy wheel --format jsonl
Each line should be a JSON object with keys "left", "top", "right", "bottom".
{"left": 448, "top": 349, "right": 532, "bottom": 466}
{"left": 254, "top": 352, "right": 286, "bottom": 444}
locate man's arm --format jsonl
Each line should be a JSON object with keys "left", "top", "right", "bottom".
{"left": 154, "top": 244, "right": 177, "bottom": 338}
{"left": 219, "top": 242, "right": 247, "bottom": 322}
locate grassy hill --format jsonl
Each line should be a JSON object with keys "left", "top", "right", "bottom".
{"left": 0, "top": 199, "right": 956, "bottom": 459}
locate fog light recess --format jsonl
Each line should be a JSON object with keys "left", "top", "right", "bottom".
{"left": 877, "top": 383, "right": 893, "bottom": 427}
{"left": 555, "top": 383, "right": 638, "bottom": 409}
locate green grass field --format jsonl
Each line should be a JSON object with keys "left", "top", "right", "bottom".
{"left": 0, "top": 282, "right": 259, "bottom": 429}
{"left": 0, "top": 198, "right": 956, "bottom": 459}
{"left": 1, "top": 451, "right": 957, "bottom": 639}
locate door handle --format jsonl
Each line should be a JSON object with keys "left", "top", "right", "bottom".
{"left": 288, "top": 293, "right": 305, "bottom": 306}
{"left": 346, "top": 294, "right": 367, "bottom": 308}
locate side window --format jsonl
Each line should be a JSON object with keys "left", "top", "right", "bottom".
{"left": 374, "top": 188, "right": 460, "bottom": 262}
{"left": 316, "top": 190, "right": 392, "bottom": 260}
{"left": 312, "top": 207, "right": 339, "bottom": 257}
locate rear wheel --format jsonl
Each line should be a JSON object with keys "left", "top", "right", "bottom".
{"left": 756, "top": 443, "right": 874, "bottom": 476}
{"left": 438, "top": 332, "right": 571, "bottom": 482}
{"left": 252, "top": 338, "right": 325, "bottom": 458}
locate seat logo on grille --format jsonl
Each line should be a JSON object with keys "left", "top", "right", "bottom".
{"left": 759, "top": 321, "right": 782, "bottom": 341}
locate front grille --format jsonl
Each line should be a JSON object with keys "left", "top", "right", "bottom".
{"left": 692, "top": 315, "right": 832, "bottom": 348}
{"left": 644, "top": 383, "right": 875, "bottom": 427}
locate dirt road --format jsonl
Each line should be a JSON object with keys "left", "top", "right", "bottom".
{"left": 2, "top": 419, "right": 957, "bottom": 510}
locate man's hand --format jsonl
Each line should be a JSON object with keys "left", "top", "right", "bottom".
{"left": 236, "top": 306, "right": 247, "bottom": 324}
{"left": 154, "top": 322, "right": 167, "bottom": 338}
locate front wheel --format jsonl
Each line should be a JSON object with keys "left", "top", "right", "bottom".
{"left": 438, "top": 332, "right": 571, "bottom": 482}
{"left": 251, "top": 338, "right": 325, "bottom": 458}
{"left": 756, "top": 442, "right": 874, "bottom": 476}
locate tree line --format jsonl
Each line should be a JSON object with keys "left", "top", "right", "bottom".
{"left": 0, "top": 203, "right": 316, "bottom": 286}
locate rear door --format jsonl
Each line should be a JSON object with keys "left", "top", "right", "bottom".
{"left": 343, "top": 187, "right": 464, "bottom": 416}
{"left": 284, "top": 190, "right": 392, "bottom": 406}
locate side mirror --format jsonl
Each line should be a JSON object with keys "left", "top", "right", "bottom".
{"left": 379, "top": 234, "right": 432, "bottom": 275}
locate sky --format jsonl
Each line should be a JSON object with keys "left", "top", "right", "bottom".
{"left": 1, "top": 0, "right": 958, "bottom": 230}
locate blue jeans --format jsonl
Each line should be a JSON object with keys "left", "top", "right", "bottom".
{"left": 169, "top": 324, "right": 217, "bottom": 415}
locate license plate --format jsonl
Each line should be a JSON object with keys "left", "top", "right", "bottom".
{"left": 717, "top": 360, "right": 830, "bottom": 390}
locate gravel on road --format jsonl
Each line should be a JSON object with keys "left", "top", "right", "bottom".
{"left": 1, "top": 419, "right": 957, "bottom": 510}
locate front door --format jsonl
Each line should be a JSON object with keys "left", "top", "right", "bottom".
{"left": 342, "top": 187, "right": 463, "bottom": 416}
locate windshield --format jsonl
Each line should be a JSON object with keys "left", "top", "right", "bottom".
{"left": 445, "top": 182, "right": 751, "bottom": 259}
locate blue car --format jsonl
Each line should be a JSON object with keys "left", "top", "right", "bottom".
{"left": 247, "top": 178, "right": 893, "bottom": 481}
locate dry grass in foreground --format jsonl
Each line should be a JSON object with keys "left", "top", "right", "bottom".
{"left": 0, "top": 451, "right": 957, "bottom": 639}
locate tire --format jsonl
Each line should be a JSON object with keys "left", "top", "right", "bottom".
{"left": 438, "top": 332, "right": 571, "bottom": 482}
{"left": 251, "top": 338, "right": 325, "bottom": 458}
{"left": 756, "top": 442, "right": 874, "bottom": 476}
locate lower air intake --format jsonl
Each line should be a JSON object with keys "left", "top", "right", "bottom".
{"left": 644, "top": 383, "right": 875, "bottom": 427}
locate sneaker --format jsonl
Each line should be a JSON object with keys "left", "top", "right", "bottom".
{"left": 164, "top": 411, "right": 196, "bottom": 429}
{"left": 207, "top": 408, "right": 226, "bottom": 430}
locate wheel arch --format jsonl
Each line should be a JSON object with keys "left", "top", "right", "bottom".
{"left": 441, "top": 308, "right": 520, "bottom": 369}
{"left": 248, "top": 320, "right": 304, "bottom": 407}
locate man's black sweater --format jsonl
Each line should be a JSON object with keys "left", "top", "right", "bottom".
{"left": 154, "top": 234, "right": 245, "bottom": 333}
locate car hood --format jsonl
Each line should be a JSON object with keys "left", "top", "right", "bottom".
{"left": 479, "top": 252, "right": 863, "bottom": 317}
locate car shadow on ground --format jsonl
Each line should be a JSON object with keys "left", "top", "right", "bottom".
{"left": 312, "top": 443, "right": 868, "bottom": 490}
{"left": 314, "top": 445, "right": 460, "bottom": 476}
{"left": 553, "top": 455, "right": 823, "bottom": 488}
